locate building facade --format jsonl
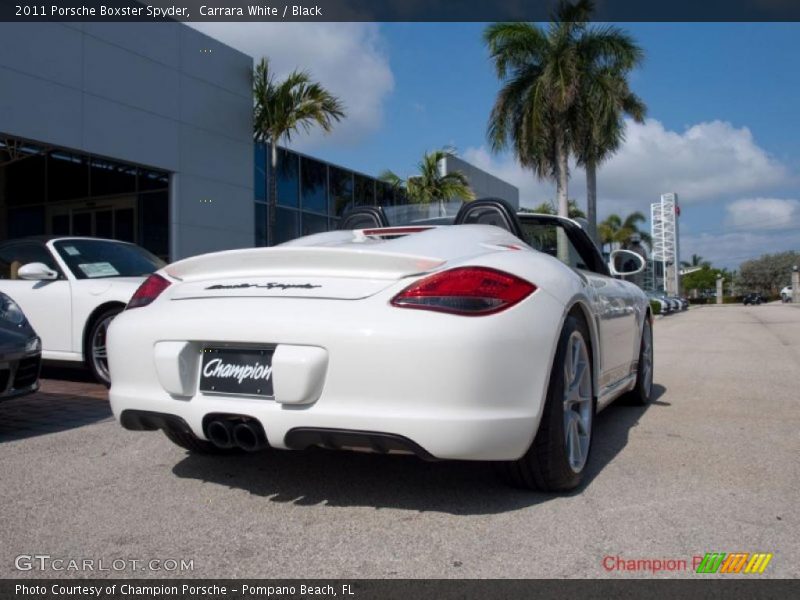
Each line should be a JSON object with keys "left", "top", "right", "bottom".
{"left": 1, "top": 22, "right": 519, "bottom": 260}
{"left": 0, "top": 22, "right": 253, "bottom": 261}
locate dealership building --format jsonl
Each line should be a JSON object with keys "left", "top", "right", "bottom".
{"left": 0, "top": 22, "right": 518, "bottom": 261}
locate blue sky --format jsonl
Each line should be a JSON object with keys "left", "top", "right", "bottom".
{"left": 197, "top": 22, "right": 800, "bottom": 269}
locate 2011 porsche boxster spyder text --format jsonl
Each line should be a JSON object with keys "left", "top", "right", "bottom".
{"left": 109, "top": 200, "right": 653, "bottom": 491}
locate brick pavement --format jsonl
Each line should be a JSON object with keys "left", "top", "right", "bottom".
{"left": 0, "top": 369, "right": 110, "bottom": 442}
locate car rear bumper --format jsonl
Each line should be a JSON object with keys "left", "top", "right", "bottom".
{"left": 107, "top": 289, "right": 565, "bottom": 461}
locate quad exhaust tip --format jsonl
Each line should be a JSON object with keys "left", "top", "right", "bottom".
{"left": 207, "top": 420, "right": 235, "bottom": 448}
{"left": 206, "top": 417, "right": 267, "bottom": 451}
{"left": 233, "top": 422, "right": 266, "bottom": 452}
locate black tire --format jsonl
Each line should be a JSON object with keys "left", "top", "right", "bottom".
{"left": 499, "top": 316, "right": 595, "bottom": 492}
{"left": 163, "top": 429, "right": 239, "bottom": 455}
{"left": 85, "top": 306, "right": 123, "bottom": 387}
{"left": 623, "top": 318, "right": 654, "bottom": 406}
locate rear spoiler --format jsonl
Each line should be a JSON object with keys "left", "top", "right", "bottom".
{"left": 164, "top": 247, "right": 445, "bottom": 282}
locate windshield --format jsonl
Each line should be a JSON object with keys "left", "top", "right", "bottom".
{"left": 381, "top": 204, "right": 457, "bottom": 226}
{"left": 53, "top": 239, "right": 165, "bottom": 280}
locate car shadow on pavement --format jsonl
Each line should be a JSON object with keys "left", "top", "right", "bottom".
{"left": 172, "top": 384, "right": 666, "bottom": 515}
{"left": 40, "top": 363, "right": 97, "bottom": 383}
{"left": 0, "top": 391, "right": 112, "bottom": 442}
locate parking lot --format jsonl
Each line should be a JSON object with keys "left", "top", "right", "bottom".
{"left": 1, "top": 304, "right": 798, "bottom": 578}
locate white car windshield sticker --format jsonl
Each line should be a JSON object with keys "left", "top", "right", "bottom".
{"left": 78, "top": 262, "right": 120, "bottom": 278}
{"left": 63, "top": 245, "right": 80, "bottom": 256}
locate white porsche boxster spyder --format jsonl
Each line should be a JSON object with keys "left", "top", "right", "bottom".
{"left": 108, "top": 200, "right": 653, "bottom": 491}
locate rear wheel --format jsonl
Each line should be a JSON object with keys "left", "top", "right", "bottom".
{"left": 500, "top": 316, "right": 594, "bottom": 491}
{"left": 624, "top": 318, "right": 654, "bottom": 405}
{"left": 85, "top": 306, "right": 123, "bottom": 387}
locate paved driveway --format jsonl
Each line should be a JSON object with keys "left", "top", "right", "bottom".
{"left": 1, "top": 305, "right": 797, "bottom": 578}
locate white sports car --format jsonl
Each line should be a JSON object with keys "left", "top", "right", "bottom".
{"left": 108, "top": 200, "right": 653, "bottom": 491}
{"left": 0, "top": 237, "right": 165, "bottom": 385}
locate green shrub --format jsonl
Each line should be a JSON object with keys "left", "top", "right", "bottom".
{"left": 649, "top": 299, "right": 661, "bottom": 315}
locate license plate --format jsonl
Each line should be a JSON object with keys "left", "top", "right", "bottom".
{"left": 200, "top": 347, "right": 274, "bottom": 398}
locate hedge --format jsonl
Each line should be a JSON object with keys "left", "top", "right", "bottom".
{"left": 649, "top": 300, "right": 661, "bottom": 315}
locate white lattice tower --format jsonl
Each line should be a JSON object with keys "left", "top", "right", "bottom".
{"left": 650, "top": 193, "right": 680, "bottom": 294}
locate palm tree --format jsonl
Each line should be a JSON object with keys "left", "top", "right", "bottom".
{"left": 619, "top": 210, "right": 652, "bottom": 248}
{"left": 380, "top": 149, "right": 475, "bottom": 216}
{"left": 524, "top": 199, "right": 586, "bottom": 219}
{"left": 599, "top": 211, "right": 651, "bottom": 253}
{"left": 598, "top": 214, "right": 622, "bottom": 254}
{"left": 253, "top": 57, "right": 345, "bottom": 244}
{"left": 681, "top": 253, "right": 710, "bottom": 268}
{"left": 575, "top": 44, "right": 646, "bottom": 243}
{"left": 484, "top": 1, "right": 641, "bottom": 222}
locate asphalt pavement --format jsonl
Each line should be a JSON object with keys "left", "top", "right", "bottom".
{"left": 1, "top": 304, "right": 797, "bottom": 578}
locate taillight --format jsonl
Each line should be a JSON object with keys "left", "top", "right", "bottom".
{"left": 127, "top": 273, "right": 171, "bottom": 310}
{"left": 390, "top": 267, "right": 536, "bottom": 316}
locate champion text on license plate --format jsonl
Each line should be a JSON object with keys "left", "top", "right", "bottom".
{"left": 200, "top": 348, "right": 274, "bottom": 397}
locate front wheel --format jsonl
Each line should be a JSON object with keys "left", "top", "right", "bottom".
{"left": 500, "top": 316, "right": 595, "bottom": 492}
{"left": 85, "top": 306, "right": 123, "bottom": 387}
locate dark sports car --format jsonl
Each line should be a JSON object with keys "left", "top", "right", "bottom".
{"left": 0, "top": 292, "right": 41, "bottom": 400}
{"left": 742, "top": 293, "right": 765, "bottom": 306}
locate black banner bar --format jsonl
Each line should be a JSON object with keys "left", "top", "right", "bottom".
{"left": 3, "top": 0, "right": 800, "bottom": 22}
{"left": 2, "top": 580, "right": 800, "bottom": 600}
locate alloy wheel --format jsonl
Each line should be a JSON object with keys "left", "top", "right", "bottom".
{"left": 91, "top": 315, "right": 114, "bottom": 384}
{"left": 562, "top": 331, "right": 593, "bottom": 473}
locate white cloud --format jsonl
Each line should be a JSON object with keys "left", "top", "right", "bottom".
{"left": 463, "top": 118, "right": 792, "bottom": 217}
{"left": 190, "top": 23, "right": 394, "bottom": 147}
{"left": 725, "top": 198, "right": 800, "bottom": 230}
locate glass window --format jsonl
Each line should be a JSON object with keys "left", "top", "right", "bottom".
{"left": 395, "top": 187, "right": 408, "bottom": 205}
{"left": 520, "top": 220, "right": 590, "bottom": 271}
{"left": 90, "top": 158, "right": 136, "bottom": 197}
{"left": 330, "top": 167, "right": 353, "bottom": 217}
{"left": 95, "top": 209, "right": 113, "bottom": 238}
{"left": 139, "top": 191, "right": 168, "bottom": 258}
{"left": 6, "top": 207, "right": 45, "bottom": 238}
{"left": 116, "top": 208, "right": 135, "bottom": 243}
{"left": 354, "top": 174, "right": 374, "bottom": 206}
{"left": 51, "top": 214, "right": 70, "bottom": 236}
{"left": 53, "top": 239, "right": 164, "bottom": 280}
{"left": 254, "top": 143, "right": 267, "bottom": 202}
{"left": 276, "top": 148, "right": 299, "bottom": 208}
{"left": 301, "top": 213, "right": 329, "bottom": 237}
{"left": 0, "top": 242, "right": 59, "bottom": 280}
{"left": 72, "top": 212, "right": 92, "bottom": 236}
{"left": 301, "top": 157, "right": 327, "bottom": 214}
{"left": 375, "top": 181, "right": 396, "bottom": 206}
{"left": 255, "top": 203, "right": 267, "bottom": 246}
{"left": 48, "top": 152, "right": 88, "bottom": 201}
{"left": 275, "top": 208, "right": 299, "bottom": 245}
{"left": 138, "top": 168, "right": 169, "bottom": 192}
{"left": 5, "top": 154, "right": 46, "bottom": 206}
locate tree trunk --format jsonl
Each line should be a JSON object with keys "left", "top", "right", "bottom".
{"left": 555, "top": 130, "right": 570, "bottom": 263}
{"left": 586, "top": 159, "right": 598, "bottom": 245}
{"left": 269, "top": 140, "right": 278, "bottom": 246}
{"left": 555, "top": 132, "right": 569, "bottom": 217}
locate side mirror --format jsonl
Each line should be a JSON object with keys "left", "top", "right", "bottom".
{"left": 609, "top": 249, "right": 645, "bottom": 277}
{"left": 17, "top": 262, "right": 58, "bottom": 281}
